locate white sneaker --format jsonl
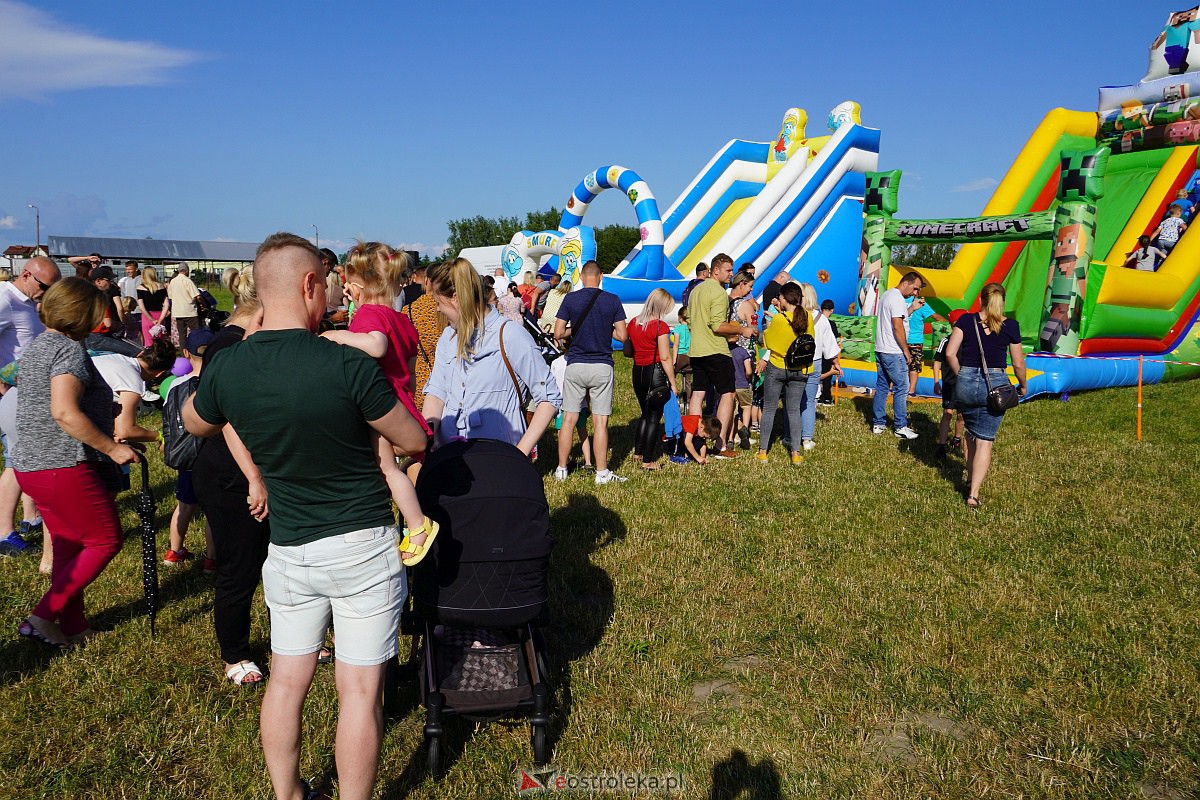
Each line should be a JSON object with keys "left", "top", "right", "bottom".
{"left": 894, "top": 426, "right": 918, "bottom": 440}
{"left": 802, "top": 439, "right": 816, "bottom": 451}
{"left": 594, "top": 469, "right": 627, "bottom": 485}
{"left": 553, "top": 466, "right": 569, "bottom": 481}
{"left": 871, "top": 425, "right": 886, "bottom": 435}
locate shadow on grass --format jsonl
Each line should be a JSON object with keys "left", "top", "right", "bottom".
{"left": 708, "top": 749, "right": 782, "bottom": 799}
{"left": 0, "top": 559, "right": 213, "bottom": 687}
{"left": 543, "top": 493, "right": 620, "bottom": 763}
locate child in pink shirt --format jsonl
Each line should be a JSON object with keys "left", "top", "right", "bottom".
{"left": 323, "top": 243, "right": 438, "bottom": 563}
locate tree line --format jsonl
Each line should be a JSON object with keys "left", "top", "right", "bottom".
{"left": 443, "top": 207, "right": 640, "bottom": 273}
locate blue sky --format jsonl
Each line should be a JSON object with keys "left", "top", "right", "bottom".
{"left": 0, "top": 1, "right": 1177, "bottom": 257}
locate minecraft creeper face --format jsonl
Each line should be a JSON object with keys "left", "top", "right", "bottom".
{"left": 1058, "top": 147, "right": 1110, "bottom": 203}
{"left": 864, "top": 170, "right": 901, "bottom": 216}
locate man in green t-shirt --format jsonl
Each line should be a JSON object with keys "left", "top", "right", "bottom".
{"left": 184, "top": 232, "right": 427, "bottom": 800}
{"left": 686, "top": 253, "right": 755, "bottom": 457}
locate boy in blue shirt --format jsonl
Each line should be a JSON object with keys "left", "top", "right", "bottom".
{"left": 904, "top": 292, "right": 942, "bottom": 397}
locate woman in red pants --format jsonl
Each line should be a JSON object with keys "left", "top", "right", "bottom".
{"left": 12, "top": 278, "right": 139, "bottom": 649}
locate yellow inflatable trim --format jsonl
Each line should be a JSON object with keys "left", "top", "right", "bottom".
{"left": 887, "top": 108, "right": 1097, "bottom": 300}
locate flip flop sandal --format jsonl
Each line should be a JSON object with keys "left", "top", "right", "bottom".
{"left": 18, "top": 620, "right": 72, "bottom": 652}
{"left": 965, "top": 495, "right": 981, "bottom": 509}
{"left": 225, "top": 661, "right": 265, "bottom": 687}
{"left": 398, "top": 517, "right": 441, "bottom": 567}
{"left": 317, "top": 646, "right": 334, "bottom": 665}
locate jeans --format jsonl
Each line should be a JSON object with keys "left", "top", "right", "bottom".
{"left": 760, "top": 362, "right": 808, "bottom": 453}
{"left": 801, "top": 358, "right": 821, "bottom": 441}
{"left": 873, "top": 351, "right": 910, "bottom": 428}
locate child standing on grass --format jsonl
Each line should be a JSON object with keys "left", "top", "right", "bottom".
{"left": 731, "top": 343, "right": 753, "bottom": 449}
{"left": 322, "top": 242, "right": 439, "bottom": 564}
{"left": 932, "top": 331, "right": 965, "bottom": 460}
{"left": 162, "top": 331, "right": 218, "bottom": 571}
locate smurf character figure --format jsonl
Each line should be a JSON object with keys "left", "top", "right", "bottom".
{"left": 1152, "top": 7, "right": 1200, "bottom": 75}
{"left": 771, "top": 108, "right": 804, "bottom": 165}
{"left": 500, "top": 237, "right": 525, "bottom": 280}
{"left": 827, "top": 101, "right": 861, "bottom": 132}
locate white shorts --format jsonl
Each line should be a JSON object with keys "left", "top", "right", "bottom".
{"left": 261, "top": 525, "right": 406, "bottom": 666}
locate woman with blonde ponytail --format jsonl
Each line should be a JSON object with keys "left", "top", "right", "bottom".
{"left": 191, "top": 262, "right": 272, "bottom": 685}
{"left": 423, "top": 258, "right": 561, "bottom": 454}
{"left": 944, "top": 282, "right": 1027, "bottom": 508}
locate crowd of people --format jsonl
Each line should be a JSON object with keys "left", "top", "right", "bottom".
{"left": 0, "top": 235, "right": 1029, "bottom": 798}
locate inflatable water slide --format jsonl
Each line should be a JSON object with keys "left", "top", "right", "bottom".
{"left": 841, "top": 8, "right": 1200, "bottom": 397}
{"left": 595, "top": 103, "right": 879, "bottom": 310}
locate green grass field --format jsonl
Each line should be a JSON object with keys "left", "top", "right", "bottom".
{"left": 1, "top": 353, "right": 1197, "bottom": 799}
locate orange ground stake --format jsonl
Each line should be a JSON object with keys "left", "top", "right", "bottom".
{"left": 1137, "top": 355, "right": 1143, "bottom": 442}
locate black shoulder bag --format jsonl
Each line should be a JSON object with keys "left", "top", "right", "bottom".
{"left": 564, "top": 288, "right": 602, "bottom": 354}
{"left": 973, "top": 317, "right": 1020, "bottom": 414}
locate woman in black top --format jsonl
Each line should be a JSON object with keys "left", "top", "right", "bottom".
{"left": 944, "top": 282, "right": 1028, "bottom": 508}
{"left": 190, "top": 265, "right": 270, "bottom": 686}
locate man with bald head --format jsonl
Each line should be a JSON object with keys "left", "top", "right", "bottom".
{"left": 0, "top": 256, "right": 62, "bottom": 556}
{"left": 184, "top": 232, "right": 428, "bottom": 800}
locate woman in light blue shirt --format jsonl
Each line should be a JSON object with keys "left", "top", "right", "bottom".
{"left": 422, "top": 258, "right": 561, "bottom": 454}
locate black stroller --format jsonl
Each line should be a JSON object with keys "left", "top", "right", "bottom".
{"left": 407, "top": 438, "right": 554, "bottom": 775}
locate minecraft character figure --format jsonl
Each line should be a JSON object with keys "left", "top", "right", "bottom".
{"left": 1152, "top": 7, "right": 1200, "bottom": 75}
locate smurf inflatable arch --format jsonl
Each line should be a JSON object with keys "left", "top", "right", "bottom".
{"left": 558, "top": 166, "right": 680, "bottom": 283}
{"left": 499, "top": 226, "right": 596, "bottom": 287}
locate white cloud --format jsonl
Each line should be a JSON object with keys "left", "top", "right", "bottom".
{"left": 0, "top": 1, "right": 201, "bottom": 101}
{"left": 951, "top": 177, "right": 999, "bottom": 193}
{"left": 0, "top": 216, "right": 15, "bottom": 230}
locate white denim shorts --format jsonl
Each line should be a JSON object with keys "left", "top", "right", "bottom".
{"left": 261, "top": 525, "right": 406, "bottom": 666}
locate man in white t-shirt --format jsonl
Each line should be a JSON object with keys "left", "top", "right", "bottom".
{"left": 118, "top": 261, "right": 143, "bottom": 345}
{"left": 0, "top": 256, "right": 62, "bottom": 557}
{"left": 167, "top": 262, "right": 203, "bottom": 343}
{"left": 872, "top": 270, "right": 925, "bottom": 439}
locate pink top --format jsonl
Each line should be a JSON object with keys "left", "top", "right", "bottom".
{"left": 349, "top": 303, "right": 431, "bottom": 436}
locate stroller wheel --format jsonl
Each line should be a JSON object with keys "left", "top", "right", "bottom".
{"left": 427, "top": 734, "right": 443, "bottom": 777}
{"left": 532, "top": 725, "right": 550, "bottom": 766}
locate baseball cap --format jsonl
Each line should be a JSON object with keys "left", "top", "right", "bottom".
{"left": 89, "top": 266, "right": 117, "bottom": 282}
{"left": 185, "top": 329, "right": 216, "bottom": 355}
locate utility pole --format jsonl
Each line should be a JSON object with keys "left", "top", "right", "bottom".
{"left": 27, "top": 204, "right": 39, "bottom": 252}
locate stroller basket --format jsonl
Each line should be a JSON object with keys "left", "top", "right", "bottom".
{"left": 431, "top": 626, "right": 533, "bottom": 714}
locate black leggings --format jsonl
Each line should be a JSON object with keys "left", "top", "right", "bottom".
{"left": 191, "top": 453, "right": 270, "bottom": 665}
{"left": 632, "top": 363, "right": 669, "bottom": 461}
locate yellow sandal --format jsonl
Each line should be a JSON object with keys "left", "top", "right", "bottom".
{"left": 398, "top": 517, "right": 441, "bottom": 566}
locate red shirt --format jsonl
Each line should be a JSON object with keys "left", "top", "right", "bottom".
{"left": 349, "top": 303, "right": 431, "bottom": 436}
{"left": 681, "top": 414, "right": 701, "bottom": 436}
{"left": 627, "top": 318, "right": 670, "bottom": 366}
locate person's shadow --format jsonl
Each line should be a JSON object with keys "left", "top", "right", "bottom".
{"left": 541, "top": 493, "right": 622, "bottom": 762}
{"left": 709, "top": 749, "right": 783, "bottom": 799}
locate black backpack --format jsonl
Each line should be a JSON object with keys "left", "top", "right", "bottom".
{"left": 161, "top": 375, "right": 202, "bottom": 470}
{"left": 784, "top": 332, "right": 816, "bottom": 373}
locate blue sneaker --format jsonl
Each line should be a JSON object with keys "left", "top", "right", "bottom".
{"left": 0, "top": 531, "right": 33, "bottom": 557}
{"left": 668, "top": 455, "right": 690, "bottom": 465}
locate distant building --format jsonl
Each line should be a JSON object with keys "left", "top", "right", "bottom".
{"left": 47, "top": 235, "right": 259, "bottom": 281}
{"left": 3, "top": 245, "right": 50, "bottom": 273}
